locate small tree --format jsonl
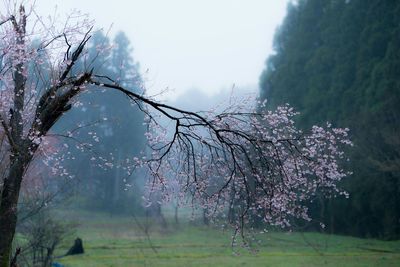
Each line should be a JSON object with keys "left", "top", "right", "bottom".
{"left": 18, "top": 209, "right": 73, "bottom": 267}
{"left": 0, "top": 3, "right": 351, "bottom": 266}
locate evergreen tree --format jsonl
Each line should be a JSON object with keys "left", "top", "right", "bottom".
{"left": 55, "top": 30, "right": 146, "bottom": 213}
{"left": 260, "top": 0, "right": 400, "bottom": 239}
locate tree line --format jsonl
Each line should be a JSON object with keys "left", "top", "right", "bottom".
{"left": 260, "top": 0, "right": 400, "bottom": 239}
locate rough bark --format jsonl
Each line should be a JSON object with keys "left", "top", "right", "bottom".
{"left": 0, "top": 156, "right": 27, "bottom": 267}
{"left": 0, "top": 8, "right": 27, "bottom": 266}
{"left": 0, "top": 13, "right": 92, "bottom": 265}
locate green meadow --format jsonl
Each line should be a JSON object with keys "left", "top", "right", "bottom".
{"left": 53, "top": 211, "right": 400, "bottom": 267}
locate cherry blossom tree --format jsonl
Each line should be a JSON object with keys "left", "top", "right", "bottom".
{"left": 0, "top": 3, "right": 351, "bottom": 266}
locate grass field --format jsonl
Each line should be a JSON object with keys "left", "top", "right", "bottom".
{"left": 53, "top": 210, "right": 400, "bottom": 267}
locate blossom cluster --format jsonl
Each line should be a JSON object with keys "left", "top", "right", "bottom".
{"left": 140, "top": 96, "right": 352, "bottom": 231}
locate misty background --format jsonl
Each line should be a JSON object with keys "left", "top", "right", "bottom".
{"left": 36, "top": 0, "right": 288, "bottom": 100}
{"left": 3, "top": 0, "right": 398, "bottom": 266}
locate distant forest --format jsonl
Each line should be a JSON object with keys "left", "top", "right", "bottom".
{"left": 260, "top": 0, "right": 399, "bottom": 239}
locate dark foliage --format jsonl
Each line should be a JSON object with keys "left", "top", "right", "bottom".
{"left": 260, "top": 0, "right": 400, "bottom": 239}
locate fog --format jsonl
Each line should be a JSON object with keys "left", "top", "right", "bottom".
{"left": 2, "top": 1, "right": 398, "bottom": 266}
{"left": 36, "top": 0, "right": 288, "bottom": 99}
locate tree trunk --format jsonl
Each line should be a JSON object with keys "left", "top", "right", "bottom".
{"left": 0, "top": 158, "right": 26, "bottom": 267}
{"left": 111, "top": 150, "right": 122, "bottom": 214}
{"left": 203, "top": 208, "right": 209, "bottom": 226}
{"left": 174, "top": 203, "right": 179, "bottom": 225}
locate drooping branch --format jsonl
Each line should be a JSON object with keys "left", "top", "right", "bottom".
{"left": 84, "top": 79, "right": 350, "bottom": 231}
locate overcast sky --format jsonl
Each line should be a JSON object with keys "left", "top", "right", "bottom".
{"left": 36, "top": 0, "right": 288, "bottom": 99}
